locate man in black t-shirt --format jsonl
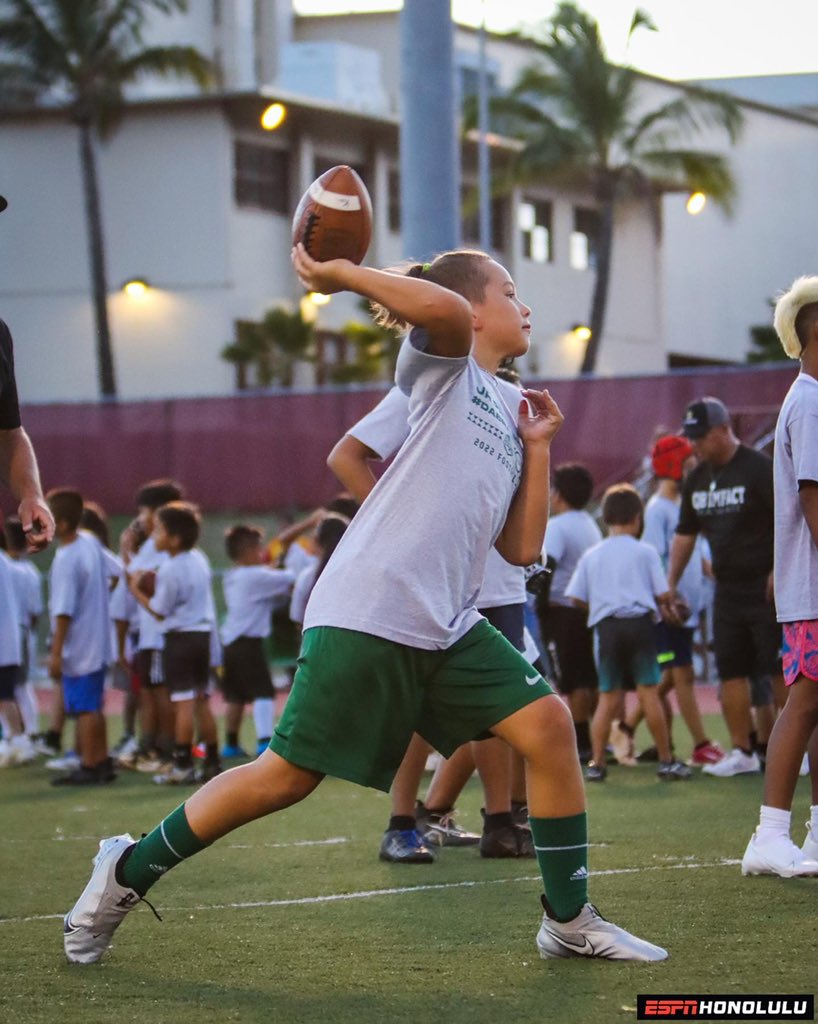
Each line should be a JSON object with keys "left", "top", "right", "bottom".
{"left": 668, "top": 397, "right": 778, "bottom": 777}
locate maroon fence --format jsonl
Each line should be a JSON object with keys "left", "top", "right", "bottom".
{"left": 9, "top": 363, "right": 796, "bottom": 515}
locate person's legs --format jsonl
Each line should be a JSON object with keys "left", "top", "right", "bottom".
{"left": 760, "top": 677, "right": 818, "bottom": 810}
{"left": 423, "top": 741, "right": 475, "bottom": 809}
{"left": 637, "top": 685, "right": 672, "bottom": 763}
{"left": 671, "top": 664, "right": 706, "bottom": 746}
{"left": 590, "top": 691, "right": 619, "bottom": 769}
{"left": 719, "top": 677, "right": 753, "bottom": 749}
{"left": 223, "top": 701, "right": 244, "bottom": 749}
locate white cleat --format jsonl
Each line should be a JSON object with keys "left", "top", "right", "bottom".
{"left": 536, "top": 899, "right": 668, "bottom": 961}
{"left": 741, "top": 830, "right": 818, "bottom": 878}
{"left": 801, "top": 824, "right": 818, "bottom": 862}
{"left": 8, "top": 734, "right": 37, "bottom": 765}
{"left": 64, "top": 834, "right": 141, "bottom": 964}
{"left": 701, "top": 748, "right": 761, "bottom": 778}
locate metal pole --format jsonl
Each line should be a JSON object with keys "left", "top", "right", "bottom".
{"left": 477, "top": 2, "right": 491, "bottom": 250}
{"left": 399, "top": 0, "right": 459, "bottom": 261}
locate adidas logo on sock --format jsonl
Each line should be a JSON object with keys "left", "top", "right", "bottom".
{"left": 570, "top": 866, "right": 589, "bottom": 881}
{"left": 149, "top": 863, "right": 168, "bottom": 876}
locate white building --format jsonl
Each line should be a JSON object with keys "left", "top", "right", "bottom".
{"left": 0, "top": 6, "right": 815, "bottom": 402}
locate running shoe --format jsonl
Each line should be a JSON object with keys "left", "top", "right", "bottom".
{"left": 63, "top": 834, "right": 142, "bottom": 963}
{"left": 416, "top": 802, "right": 480, "bottom": 847}
{"left": 657, "top": 760, "right": 692, "bottom": 781}
{"left": 689, "top": 741, "right": 725, "bottom": 766}
{"left": 536, "top": 898, "right": 668, "bottom": 961}
{"left": 741, "top": 830, "right": 818, "bottom": 878}
{"left": 378, "top": 829, "right": 436, "bottom": 863}
{"left": 702, "top": 748, "right": 760, "bottom": 777}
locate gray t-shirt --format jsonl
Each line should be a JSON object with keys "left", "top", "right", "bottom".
{"left": 643, "top": 493, "right": 707, "bottom": 625}
{"left": 346, "top": 382, "right": 526, "bottom": 610}
{"left": 565, "top": 534, "right": 668, "bottom": 628}
{"left": 304, "top": 330, "right": 523, "bottom": 649}
{"left": 544, "top": 509, "right": 602, "bottom": 606}
{"left": 774, "top": 372, "right": 818, "bottom": 622}
{"left": 49, "top": 532, "right": 113, "bottom": 675}
{"left": 150, "top": 548, "right": 215, "bottom": 634}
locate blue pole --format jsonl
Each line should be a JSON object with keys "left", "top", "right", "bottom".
{"left": 399, "top": 0, "right": 460, "bottom": 262}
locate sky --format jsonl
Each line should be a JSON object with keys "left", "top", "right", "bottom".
{"left": 292, "top": 0, "right": 818, "bottom": 81}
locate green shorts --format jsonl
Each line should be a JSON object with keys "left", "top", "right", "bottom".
{"left": 269, "top": 619, "right": 553, "bottom": 792}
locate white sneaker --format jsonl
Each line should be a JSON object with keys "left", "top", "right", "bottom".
{"left": 701, "top": 748, "right": 760, "bottom": 777}
{"left": 8, "top": 734, "right": 37, "bottom": 765}
{"left": 46, "top": 752, "right": 81, "bottom": 772}
{"left": 63, "top": 834, "right": 140, "bottom": 964}
{"left": 741, "top": 830, "right": 818, "bottom": 878}
{"left": 152, "top": 764, "right": 196, "bottom": 785}
{"left": 0, "top": 740, "right": 12, "bottom": 767}
{"left": 536, "top": 899, "right": 668, "bottom": 961}
{"left": 802, "top": 823, "right": 818, "bottom": 861}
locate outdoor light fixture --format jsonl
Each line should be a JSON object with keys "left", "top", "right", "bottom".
{"left": 686, "top": 191, "right": 706, "bottom": 215}
{"left": 122, "top": 278, "right": 150, "bottom": 297}
{"left": 260, "top": 102, "right": 287, "bottom": 131}
{"left": 571, "top": 324, "right": 592, "bottom": 343}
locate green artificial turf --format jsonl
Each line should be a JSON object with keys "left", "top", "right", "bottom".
{"left": 1, "top": 714, "right": 815, "bottom": 1024}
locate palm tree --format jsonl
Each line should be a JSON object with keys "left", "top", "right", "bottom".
{"left": 0, "top": 0, "right": 212, "bottom": 397}
{"left": 472, "top": 3, "right": 743, "bottom": 374}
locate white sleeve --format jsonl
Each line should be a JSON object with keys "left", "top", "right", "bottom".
{"left": 395, "top": 328, "right": 469, "bottom": 404}
{"left": 642, "top": 503, "right": 667, "bottom": 560}
{"left": 544, "top": 517, "right": 566, "bottom": 563}
{"left": 564, "top": 555, "right": 588, "bottom": 604}
{"left": 50, "top": 554, "right": 80, "bottom": 618}
{"left": 647, "top": 546, "right": 669, "bottom": 595}
{"left": 347, "top": 387, "right": 411, "bottom": 460}
{"left": 150, "top": 563, "right": 178, "bottom": 619}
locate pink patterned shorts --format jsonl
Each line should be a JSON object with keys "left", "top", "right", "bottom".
{"left": 781, "top": 620, "right": 818, "bottom": 687}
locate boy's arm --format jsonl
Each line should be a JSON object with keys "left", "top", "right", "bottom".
{"left": 292, "top": 245, "right": 473, "bottom": 358}
{"left": 327, "top": 435, "right": 379, "bottom": 504}
{"left": 48, "top": 614, "right": 71, "bottom": 679}
{"left": 273, "top": 508, "right": 325, "bottom": 548}
{"left": 126, "top": 573, "right": 166, "bottom": 621}
{"left": 495, "top": 389, "right": 563, "bottom": 566}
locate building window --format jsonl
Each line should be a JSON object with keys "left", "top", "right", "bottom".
{"left": 388, "top": 168, "right": 401, "bottom": 233}
{"left": 461, "top": 188, "right": 507, "bottom": 251}
{"left": 234, "top": 142, "right": 290, "bottom": 213}
{"left": 518, "top": 199, "right": 552, "bottom": 263}
{"left": 570, "top": 207, "right": 600, "bottom": 270}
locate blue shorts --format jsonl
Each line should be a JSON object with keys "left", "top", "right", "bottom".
{"left": 63, "top": 668, "right": 106, "bottom": 715}
{"left": 655, "top": 623, "right": 694, "bottom": 669}
{"left": 594, "top": 615, "right": 660, "bottom": 692}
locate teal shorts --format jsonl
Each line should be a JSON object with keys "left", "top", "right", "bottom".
{"left": 269, "top": 619, "right": 553, "bottom": 792}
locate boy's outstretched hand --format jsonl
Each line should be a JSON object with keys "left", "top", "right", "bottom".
{"left": 518, "top": 388, "right": 564, "bottom": 445}
{"left": 292, "top": 243, "right": 353, "bottom": 295}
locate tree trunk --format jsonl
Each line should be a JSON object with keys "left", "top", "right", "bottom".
{"left": 77, "top": 117, "right": 117, "bottom": 398}
{"left": 579, "top": 196, "right": 615, "bottom": 375}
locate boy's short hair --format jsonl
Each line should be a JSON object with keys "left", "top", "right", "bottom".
{"left": 156, "top": 501, "right": 200, "bottom": 551}
{"left": 601, "top": 483, "right": 643, "bottom": 526}
{"left": 136, "top": 478, "right": 185, "bottom": 510}
{"left": 225, "top": 523, "right": 264, "bottom": 562}
{"left": 326, "top": 494, "right": 359, "bottom": 520}
{"left": 80, "top": 501, "right": 110, "bottom": 548}
{"left": 3, "top": 516, "right": 26, "bottom": 553}
{"left": 47, "top": 488, "right": 84, "bottom": 531}
{"left": 553, "top": 463, "right": 594, "bottom": 509}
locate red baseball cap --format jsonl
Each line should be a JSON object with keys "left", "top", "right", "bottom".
{"left": 652, "top": 435, "right": 694, "bottom": 481}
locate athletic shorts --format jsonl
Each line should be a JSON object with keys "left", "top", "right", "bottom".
{"left": 713, "top": 579, "right": 781, "bottom": 681}
{"left": 480, "top": 602, "right": 525, "bottom": 652}
{"left": 541, "top": 603, "right": 597, "bottom": 693}
{"left": 135, "top": 648, "right": 165, "bottom": 688}
{"left": 655, "top": 622, "right": 694, "bottom": 669}
{"left": 222, "top": 636, "right": 274, "bottom": 703}
{"left": 63, "top": 667, "right": 106, "bottom": 715}
{"left": 0, "top": 664, "right": 19, "bottom": 701}
{"left": 593, "top": 614, "right": 660, "bottom": 693}
{"left": 781, "top": 619, "right": 818, "bottom": 687}
{"left": 163, "top": 632, "right": 210, "bottom": 697}
{"left": 269, "top": 619, "right": 553, "bottom": 792}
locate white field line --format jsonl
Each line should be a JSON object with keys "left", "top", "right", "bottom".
{"left": 0, "top": 835, "right": 351, "bottom": 847}
{"left": 0, "top": 857, "right": 741, "bottom": 926}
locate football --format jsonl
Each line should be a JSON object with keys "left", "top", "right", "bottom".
{"left": 292, "top": 165, "right": 372, "bottom": 265}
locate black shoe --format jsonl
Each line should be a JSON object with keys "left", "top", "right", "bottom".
{"left": 479, "top": 812, "right": 535, "bottom": 858}
{"left": 584, "top": 762, "right": 607, "bottom": 782}
{"left": 51, "top": 765, "right": 102, "bottom": 786}
{"left": 196, "top": 758, "right": 223, "bottom": 783}
{"left": 379, "top": 828, "right": 436, "bottom": 863}
{"left": 636, "top": 745, "right": 660, "bottom": 763}
{"left": 96, "top": 757, "right": 118, "bottom": 783}
{"left": 416, "top": 801, "right": 480, "bottom": 847}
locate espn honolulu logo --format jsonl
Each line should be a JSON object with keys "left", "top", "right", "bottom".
{"left": 636, "top": 995, "right": 814, "bottom": 1020}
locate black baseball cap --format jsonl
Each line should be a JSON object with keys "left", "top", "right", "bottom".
{"left": 681, "top": 397, "right": 730, "bottom": 439}
{"left": 0, "top": 196, "right": 6, "bottom": 213}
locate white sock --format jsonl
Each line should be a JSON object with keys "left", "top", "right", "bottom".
{"left": 14, "top": 682, "right": 39, "bottom": 735}
{"left": 758, "top": 805, "right": 791, "bottom": 838}
{"left": 810, "top": 805, "right": 818, "bottom": 835}
{"left": 253, "top": 698, "right": 274, "bottom": 742}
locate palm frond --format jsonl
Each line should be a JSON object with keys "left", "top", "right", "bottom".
{"left": 628, "top": 7, "right": 657, "bottom": 40}
{"left": 636, "top": 148, "right": 737, "bottom": 211}
{"left": 115, "top": 45, "right": 213, "bottom": 88}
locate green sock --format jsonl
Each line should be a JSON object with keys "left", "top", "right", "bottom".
{"left": 529, "top": 812, "right": 589, "bottom": 922}
{"left": 118, "top": 803, "right": 208, "bottom": 896}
